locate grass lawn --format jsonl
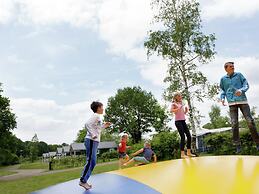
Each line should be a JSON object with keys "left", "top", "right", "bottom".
{"left": 19, "top": 161, "right": 48, "bottom": 170}
{"left": 0, "top": 170, "right": 17, "bottom": 177}
{"left": 0, "top": 162, "right": 119, "bottom": 194}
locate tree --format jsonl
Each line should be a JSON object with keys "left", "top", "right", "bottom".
{"left": 75, "top": 129, "right": 86, "bottom": 143}
{"left": 0, "top": 83, "right": 17, "bottom": 149}
{"left": 37, "top": 141, "right": 49, "bottom": 156}
{"left": 29, "top": 134, "right": 39, "bottom": 162}
{"left": 75, "top": 127, "right": 118, "bottom": 143}
{"left": 104, "top": 86, "right": 169, "bottom": 143}
{"left": 203, "top": 105, "right": 230, "bottom": 129}
{"left": 144, "top": 0, "right": 218, "bottom": 149}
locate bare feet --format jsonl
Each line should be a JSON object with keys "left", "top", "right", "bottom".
{"left": 79, "top": 182, "right": 92, "bottom": 190}
{"left": 187, "top": 153, "right": 196, "bottom": 157}
{"left": 181, "top": 155, "right": 188, "bottom": 159}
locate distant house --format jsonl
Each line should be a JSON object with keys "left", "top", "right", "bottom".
{"left": 62, "top": 146, "right": 70, "bottom": 156}
{"left": 42, "top": 153, "right": 50, "bottom": 162}
{"left": 70, "top": 143, "right": 86, "bottom": 155}
{"left": 196, "top": 127, "right": 232, "bottom": 152}
{"left": 49, "top": 152, "right": 57, "bottom": 157}
{"left": 98, "top": 141, "right": 117, "bottom": 154}
{"left": 42, "top": 151, "right": 57, "bottom": 162}
{"left": 70, "top": 141, "right": 117, "bottom": 156}
{"left": 57, "top": 147, "right": 62, "bottom": 156}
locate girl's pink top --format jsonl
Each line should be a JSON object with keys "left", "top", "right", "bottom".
{"left": 171, "top": 102, "right": 185, "bottom": 121}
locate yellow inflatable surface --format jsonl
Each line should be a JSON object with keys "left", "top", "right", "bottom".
{"left": 111, "top": 155, "right": 259, "bottom": 194}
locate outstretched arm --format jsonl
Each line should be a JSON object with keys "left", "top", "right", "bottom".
{"left": 131, "top": 148, "right": 144, "bottom": 157}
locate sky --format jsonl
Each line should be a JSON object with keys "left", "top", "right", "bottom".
{"left": 1, "top": 0, "right": 259, "bottom": 144}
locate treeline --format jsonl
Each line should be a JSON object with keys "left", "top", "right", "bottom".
{"left": 0, "top": 83, "right": 67, "bottom": 165}
{"left": 0, "top": 132, "right": 67, "bottom": 165}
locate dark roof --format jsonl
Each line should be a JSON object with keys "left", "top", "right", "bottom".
{"left": 70, "top": 141, "right": 117, "bottom": 151}
{"left": 71, "top": 143, "right": 86, "bottom": 151}
{"left": 98, "top": 141, "right": 117, "bottom": 149}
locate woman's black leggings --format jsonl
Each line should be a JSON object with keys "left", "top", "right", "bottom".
{"left": 175, "top": 120, "right": 191, "bottom": 151}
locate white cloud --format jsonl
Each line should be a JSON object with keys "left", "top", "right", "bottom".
{"left": 98, "top": 0, "right": 153, "bottom": 55}
{"left": 139, "top": 57, "right": 167, "bottom": 87}
{"left": 0, "top": 0, "right": 15, "bottom": 24}
{"left": 10, "top": 87, "right": 114, "bottom": 144}
{"left": 11, "top": 98, "right": 92, "bottom": 144}
{"left": 41, "top": 83, "right": 55, "bottom": 90}
{"left": 17, "top": 0, "right": 100, "bottom": 28}
{"left": 201, "top": 0, "right": 259, "bottom": 20}
{"left": 7, "top": 54, "right": 26, "bottom": 65}
{"left": 42, "top": 43, "right": 76, "bottom": 57}
{"left": 45, "top": 64, "right": 55, "bottom": 70}
{"left": 12, "top": 86, "right": 30, "bottom": 92}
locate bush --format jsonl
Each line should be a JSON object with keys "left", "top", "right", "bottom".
{"left": 51, "top": 156, "right": 85, "bottom": 170}
{"left": 127, "top": 141, "right": 145, "bottom": 155}
{"left": 204, "top": 131, "right": 234, "bottom": 155}
{"left": 151, "top": 131, "right": 180, "bottom": 160}
{"left": 0, "top": 149, "right": 19, "bottom": 165}
{"left": 204, "top": 129, "right": 259, "bottom": 155}
{"left": 100, "top": 150, "right": 118, "bottom": 162}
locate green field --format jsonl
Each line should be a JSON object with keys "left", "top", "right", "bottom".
{"left": 19, "top": 161, "right": 49, "bottom": 170}
{"left": 0, "top": 162, "right": 119, "bottom": 194}
{"left": 0, "top": 170, "right": 17, "bottom": 177}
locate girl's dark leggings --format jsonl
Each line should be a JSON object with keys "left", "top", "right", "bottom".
{"left": 175, "top": 120, "right": 191, "bottom": 151}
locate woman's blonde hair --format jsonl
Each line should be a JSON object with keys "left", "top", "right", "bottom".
{"left": 172, "top": 91, "right": 182, "bottom": 102}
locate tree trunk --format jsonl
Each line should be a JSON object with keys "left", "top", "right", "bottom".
{"left": 186, "top": 95, "right": 197, "bottom": 152}
{"left": 181, "top": 65, "right": 197, "bottom": 152}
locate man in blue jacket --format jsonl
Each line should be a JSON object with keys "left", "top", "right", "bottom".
{"left": 220, "top": 62, "right": 259, "bottom": 153}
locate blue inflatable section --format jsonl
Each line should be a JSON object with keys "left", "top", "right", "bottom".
{"left": 31, "top": 173, "right": 161, "bottom": 194}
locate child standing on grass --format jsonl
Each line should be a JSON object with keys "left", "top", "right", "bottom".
{"left": 170, "top": 92, "right": 195, "bottom": 159}
{"left": 79, "top": 101, "right": 111, "bottom": 190}
{"left": 118, "top": 133, "right": 131, "bottom": 169}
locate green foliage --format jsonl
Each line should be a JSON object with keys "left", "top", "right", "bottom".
{"left": 75, "top": 129, "right": 86, "bottom": 143}
{"left": 37, "top": 141, "right": 50, "bottom": 156}
{"left": 100, "top": 150, "right": 118, "bottom": 162}
{"left": 47, "top": 144, "right": 60, "bottom": 152}
{"left": 29, "top": 134, "right": 39, "bottom": 162}
{"left": 0, "top": 83, "right": 17, "bottom": 148}
{"left": 203, "top": 131, "right": 234, "bottom": 155}
{"left": 19, "top": 161, "right": 48, "bottom": 169}
{"left": 151, "top": 131, "right": 180, "bottom": 160}
{"left": 203, "top": 105, "right": 231, "bottom": 129}
{"left": 127, "top": 141, "right": 145, "bottom": 155}
{"left": 0, "top": 169, "right": 17, "bottom": 177}
{"left": 204, "top": 129, "right": 259, "bottom": 155}
{"left": 144, "top": 0, "right": 218, "bottom": 136}
{"left": 0, "top": 148, "right": 19, "bottom": 165}
{"left": 75, "top": 128, "right": 118, "bottom": 143}
{"left": 52, "top": 156, "right": 85, "bottom": 170}
{"left": 239, "top": 106, "right": 258, "bottom": 129}
{"left": 0, "top": 163, "right": 119, "bottom": 194}
{"left": 104, "top": 86, "right": 169, "bottom": 143}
